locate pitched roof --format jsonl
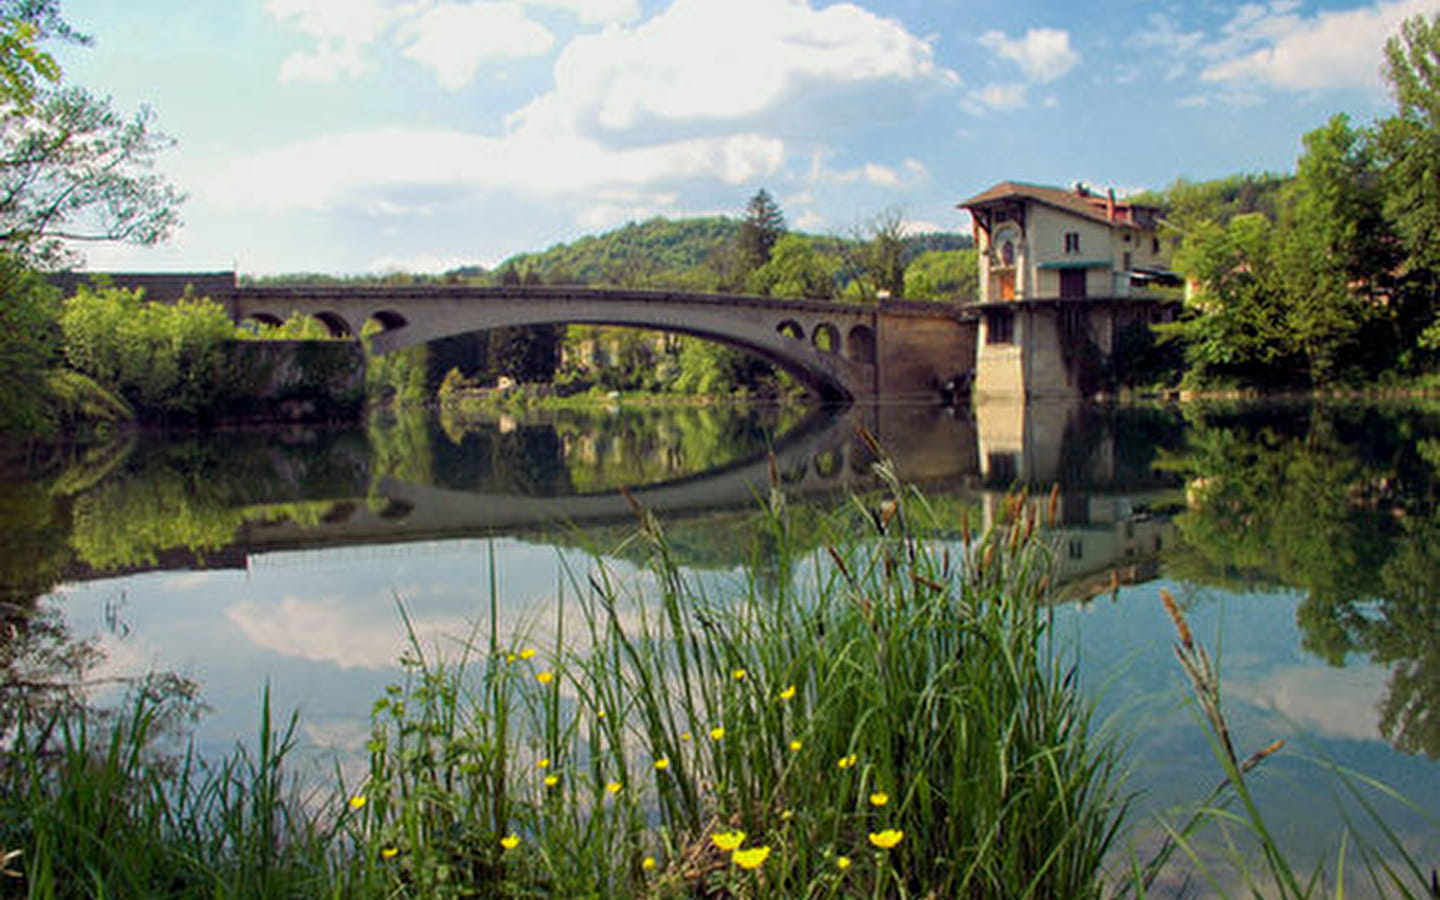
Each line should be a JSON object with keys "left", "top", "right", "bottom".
{"left": 958, "top": 181, "right": 1159, "bottom": 227}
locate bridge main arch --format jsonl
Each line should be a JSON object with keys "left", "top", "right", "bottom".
{"left": 234, "top": 285, "right": 882, "bottom": 401}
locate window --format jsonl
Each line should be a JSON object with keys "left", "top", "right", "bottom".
{"left": 986, "top": 308, "right": 1014, "bottom": 344}
{"left": 1064, "top": 232, "right": 1080, "bottom": 254}
{"left": 1001, "top": 240, "right": 1015, "bottom": 267}
{"left": 1122, "top": 251, "right": 1133, "bottom": 271}
{"left": 1152, "top": 236, "right": 1161, "bottom": 254}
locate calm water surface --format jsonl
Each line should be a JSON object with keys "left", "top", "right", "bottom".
{"left": 6, "top": 399, "right": 1439, "bottom": 886}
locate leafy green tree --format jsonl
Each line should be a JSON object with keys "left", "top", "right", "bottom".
{"left": 0, "top": 250, "right": 58, "bottom": 431}
{"left": 0, "top": 3, "right": 181, "bottom": 267}
{"left": 1273, "top": 114, "right": 1391, "bottom": 383}
{"left": 745, "top": 233, "right": 838, "bottom": 299}
{"left": 838, "top": 209, "right": 908, "bottom": 301}
{"left": 0, "top": 14, "right": 57, "bottom": 108}
{"left": 59, "top": 285, "right": 236, "bottom": 416}
{"left": 1376, "top": 12, "right": 1440, "bottom": 358}
{"left": 904, "top": 248, "right": 978, "bottom": 302}
{"left": 1170, "top": 213, "right": 1301, "bottom": 387}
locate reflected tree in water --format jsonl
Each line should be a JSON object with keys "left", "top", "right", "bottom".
{"left": 1171, "top": 403, "right": 1440, "bottom": 757}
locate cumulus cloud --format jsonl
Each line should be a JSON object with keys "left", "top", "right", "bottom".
{"left": 267, "top": 0, "right": 422, "bottom": 83}
{"left": 530, "top": 0, "right": 640, "bottom": 24}
{"left": 205, "top": 127, "right": 785, "bottom": 213}
{"left": 979, "top": 27, "right": 1080, "bottom": 84}
{"left": 509, "top": 0, "right": 953, "bottom": 138}
{"left": 966, "top": 82, "right": 1030, "bottom": 112}
{"left": 400, "top": 2, "right": 556, "bottom": 88}
{"left": 1200, "top": 0, "right": 1434, "bottom": 92}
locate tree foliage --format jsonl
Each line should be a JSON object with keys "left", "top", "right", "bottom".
{"left": 0, "top": 3, "right": 181, "bottom": 268}
{"left": 745, "top": 233, "right": 838, "bottom": 299}
{"left": 59, "top": 285, "right": 236, "bottom": 416}
{"left": 736, "top": 188, "right": 786, "bottom": 275}
{"left": 0, "top": 249, "right": 58, "bottom": 431}
{"left": 904, "top": 248, "right": 977, "bottom": 302}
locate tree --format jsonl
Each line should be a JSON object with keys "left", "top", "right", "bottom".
{"left": 745, "top": 233, "right": 838, "bottom": 300}
{"left": 1170, "top": 213, "right": 1302, "bottom": 387}
{"left": 904, "top": 249, "right": 978, "bottom": 302}
{"left": 839, "top": 209, "right": 908, "bottom": 301}
{"left": 0, "top": 5, "right": 182, "bottom": 268}
{"left": 0, "top": 250, "right": 58, "bottom": 431}
{"left": 1376, "top": 13, "right": 1440, "bottom": 356}
{"left": 1273, "top": 114, "right": 1391, "bottom": 383}
{"left": 736, "top": 188, "right": 785, "bottom": 276}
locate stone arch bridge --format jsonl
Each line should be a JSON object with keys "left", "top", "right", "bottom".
{"left": 53, "top": 273, "right": 978, "bottom": 403}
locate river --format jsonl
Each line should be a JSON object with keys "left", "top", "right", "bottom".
{"left": 4, "top": 398, "right": 1438, "bottom": 887}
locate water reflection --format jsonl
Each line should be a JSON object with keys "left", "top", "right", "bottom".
{"left": 4, "top": 399, "right": 1440, "bottom": 767}
{"left": 1167, "top": 402, "right": 1440, "bottom": 758}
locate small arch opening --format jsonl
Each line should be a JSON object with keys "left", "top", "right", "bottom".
{"left": 812, "top": 323, "right": 839, "bottom": 354}
{"left": 369, "top": 309, "right": 408, "bottom": 332}
{"left": 846, "top": 325, "right": 876, "bottom": 364}
{"left": 314, "top": 311, "right": 354, "bottom": 338}
{"left": 777, "top": 320, "right": 805, "bottom": 340}
{"left": 814, "top": 449, "right": 842, "bottom": 479}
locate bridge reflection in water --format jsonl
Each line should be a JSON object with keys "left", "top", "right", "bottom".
{"left": 219, "top": 401, "right": 1181, "bottom": 597}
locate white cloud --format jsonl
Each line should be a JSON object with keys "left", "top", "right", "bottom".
{"left": 509, "top": 0, "right": 952, "bottom": 137}
{"left": 979, "top": 27, "right": 1080, "bottom": 84}
{"left": 267, "top": 0, "right": 422, "bottom": 82}
{"left": 205, "top": 127, "right": 785, "bottom": 214}
{"left": 1200, "top": 0, "right": 1435, "bottom": 92}
{"left": 400, "top": 3, "right": 556, "bottom": 88}
{"left": 1230, "top": 664, "right": 1388, "bottom": 743}
{"left": 529, "top": 0, "right": 640, "bottom": 24}
{"left": 368, "top": 252, "right": 477, "bottom": 273}
{"left": 966, "top": 82, "right": 1029, "bottom": 112}
{"left": 266, "top": 0, "right": 418, "bottom": 45}
{"left": 277, "top": 42, "right": 372, "bottom": 83}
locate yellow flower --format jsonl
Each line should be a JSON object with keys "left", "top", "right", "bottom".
{"left": 348, "top": 795, "right": 367, "bottom": 811}
{"left": 536, "top": 758, "right": 551, "bottom": 769}
{"left": 381, "top": 846, "right": 399, "bottom": 860}
{"left": 519, "top": 648, "right": 537, "bottom": 660}
{"left": 710, "top": 726, "right": 725, "bottom": 741}
{"left": 681, "top": 731, "right": 693, "bottom": 742}
{"left": 654, "top": 757, "right": 670, "bottom": 771}
{"left": 732, "top": 668, "right": 747, "bottom": 680}
{"left": 732, "top": 846, "right": 771, "bottom": 870}
{"left": 544, "top": 775, "right": 560, "bottom": 788}
{"left": 605, "top": 781, "right": 623, "bottom": 794}
{"left": 642, "top": 856, "right": 657, "bottom": 871}
{"left": 711, "top": 830, "right": 746, "bottom": 852}
{"left": 788, "top": 740, "right": 803, "bottom": 752}
{"left": 500, "top": 834, "right": 521, "bottom": 850}
{"left": 868, "top": 829, "right": 904, "bottom": 849}
{"left": 836, "top": 754, "right": 857, "bottom": 769}
{"left": 505, "top": 653, "right": 517, "bottom": 664}
{"left": 836, "top": 856, "right": 852, "bottom": 871}
{"left": 778, "top": 684, "right": 796, "bottom": 701}
{"left": 869, "top": 791, "right": 889, "bottom": 807}
{"left": 536, "top": 671, "right": 554, "bottom": 685}
{"left": 597, "top": 709, "right": 606, "bottom": 718}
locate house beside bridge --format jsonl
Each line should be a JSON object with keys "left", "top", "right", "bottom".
{"left": 959, "top": 181, "right": 1182, "bottom": 401}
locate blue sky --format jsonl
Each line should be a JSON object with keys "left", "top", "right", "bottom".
{"left": 54, "top": 0, "right": 1437, "bottom": 275}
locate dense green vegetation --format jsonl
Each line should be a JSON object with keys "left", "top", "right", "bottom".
{"left": 1134, "top": 13, "right": 1440, "bottom": 392}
